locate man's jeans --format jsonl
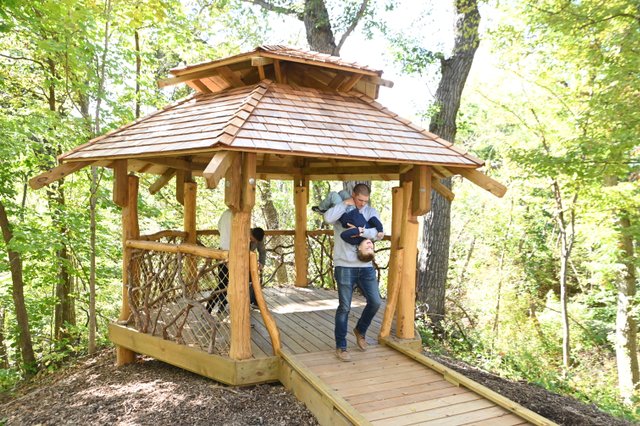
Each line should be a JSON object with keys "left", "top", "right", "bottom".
{"left": 334, "top": 266, "right": 381, "bottom": 350}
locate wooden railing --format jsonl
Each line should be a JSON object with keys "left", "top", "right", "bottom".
{"left": 125, "top": 238, "right": 283, "bottom": 357}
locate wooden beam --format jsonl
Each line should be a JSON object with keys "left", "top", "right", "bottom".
{"left": 251, "top": 56, "right": 273, "bottom": 66}
{"left": 432, "top": 178, "right": 455, "bottom": 201}
{"left": 228, "top": 209, "right": 252, "bottom": 360}
{"left": 257, "top": 65, "right": 266, "bottom": 80}
{"left": 112, "top": 160, "right": 128, "bottom": 208}
{"left": 117, "top": 174, "right": 140, "bottom": 366}
{"left": 149, "top": 168, "right": 176, "bottom": 195}
{"left": 125, "top": 239, "right": 228, "bottom": 260}
{"left": 241, "top": 153, "right": 257, "bottom": 212}
{"left": 29, "top": 161, "right": 93, "bottom": 190}
{"left": 397, "top": 180, "right": 418, "bottom": 339}
{"left": 273, "top": 59, "right": 283, "bottom": 83}
{"left": 146, "top": 156, "right": 200, "bottom": 172}
{"left": 217, "top": 65, "right": 245, "bottom": 87}
{"left": 338, "top": 74, "right": 362, "bottom": 92}
{"left": 158, "top": 68, "right": 225, "bottom": 88}
{"left": 203, "top": 151, "right": 239, "bottom": 189}
{"left": 379, "top": 186, "right": 404, "bottom": 340}
{"left": 175, "top": 170, "right": 185, "bottom": 205}
{"left": 448, "top": 167, "right": 507, "bottom": 198}
{"left": 412, "top": 165, "right": 432, "bottom": 216}
{"left": 294, "top": 185, "right": 308, "bottom": 287}
{"left": 224, "top": 153, "right": 242, "bottom": 211}
{"left": 328, "top": 72, "right": 348, "bottom": 89}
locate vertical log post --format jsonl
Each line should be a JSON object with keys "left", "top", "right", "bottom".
{"left": 183, "top": 181, "right": 197, "bottom": 293}
{"left": 227, "top": 153, "right": 256, "bottom": 360}
{"left": 397, "top": 176, "right": 419, "bottom": 339}
{"left": 379, "top": 186, "right": 404, "bottom": 339}
{"left": 117, "top": 173, "right": 139, "bottom": 366}
{"left": 294, "top": 183, "right": 308, "bottom": 287}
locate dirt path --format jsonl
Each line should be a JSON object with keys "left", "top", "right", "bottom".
{"left": 0, "top": 349, "right": 633, "bottom": 425}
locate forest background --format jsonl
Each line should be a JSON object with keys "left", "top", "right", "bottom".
{"left": 0, "top": 0, "right": 638, "bottom": 423}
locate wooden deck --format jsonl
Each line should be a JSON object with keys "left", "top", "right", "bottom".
{"left": 110, "top": 286, "right": 555, "bottom": 426}
{"left": 250, "top": 286, "right": 411, "bottom": 357}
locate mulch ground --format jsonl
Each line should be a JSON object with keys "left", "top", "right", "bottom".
{"left": 0, "top": 348, "right": 634, "bottom": 425}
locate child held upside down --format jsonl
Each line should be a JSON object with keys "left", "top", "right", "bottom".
{"left": 314, "top": 190, "right": 384, "bottom": 261}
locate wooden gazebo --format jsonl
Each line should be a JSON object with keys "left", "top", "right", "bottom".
{"left": 28, "top": 46, "right": 524, "bottom": 425}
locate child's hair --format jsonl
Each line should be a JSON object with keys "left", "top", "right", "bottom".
{"left": 357, "top": 250, "right": 375, "bottom": 262}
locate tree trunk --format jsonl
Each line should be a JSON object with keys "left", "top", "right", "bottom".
{"left": 88, "top": 166, "right": 98, "bottom": 354}
{"left": 416, "top": 0, "right": 481, "bottom": 328}
{"left": 616, "top": 215, "right": 639, "bottom": 403}
{"left": 0, "top": 307, "right": 8, "bottom": 368}
{"left": 559, "top": 239, "right": 571, "bottom": 369}
{"left": 0, "top": 200, "right": 37, "bottom": 375}
{"left": 134, "top": 29, "right": 141, "bottom": 119}
{"left": 303, "top": 0, "right": 337, "bottom": 55}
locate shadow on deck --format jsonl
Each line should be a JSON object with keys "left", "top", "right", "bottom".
{"left": 109, "top": 286, "right": 554, "bottom": 426}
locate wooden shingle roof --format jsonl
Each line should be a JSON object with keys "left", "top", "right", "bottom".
{"left": 61, "top": 80, "right": 482, "bottom": 168}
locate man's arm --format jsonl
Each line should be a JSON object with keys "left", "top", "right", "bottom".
{"left": 323, "top": 201, "right": 348, "bottom": 224}
{"left": 363, "top": 207, "right": 383, "bottom": 241}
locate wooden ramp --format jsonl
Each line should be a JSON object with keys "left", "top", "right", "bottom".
{"left": 279, "top": 342, "right": 556, "bottom": 426}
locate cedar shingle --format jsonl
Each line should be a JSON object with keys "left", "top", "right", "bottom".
{"left": 61, "top": 81, "right": 482, "bottom": 168}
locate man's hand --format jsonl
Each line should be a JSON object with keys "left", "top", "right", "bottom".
{"left": 376, "top": 231, "right": 384, "bottom": 240}
{"left": 343, "top": 198, "right": 355, "bottom": 206}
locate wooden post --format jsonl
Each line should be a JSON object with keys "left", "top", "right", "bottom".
{"left": 294, "top": 184, "right": 308, "bottom": 287}
{"left": 112, "top": 159, "right": 128, "bottom": 208}
{"left": 379, "top": 187, "right": 404, "bottom": 340}
{"left": 183, "top": 181, "right": 197, "bottom": 292}
{"left": 226, "top": 153, "right": 255, "bottom": 360}
{"left": 397, "top": 178, "right": 418, "bottom": 339}
{"left": 117, "top": 174, "right": 139, "bottom": 366}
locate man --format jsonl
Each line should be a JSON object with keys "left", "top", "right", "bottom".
{"left": 207, "top": 209, "right": 266, "bottom": 313}
{"left": 324, "top": 184, "right": 383, "bottom": 362}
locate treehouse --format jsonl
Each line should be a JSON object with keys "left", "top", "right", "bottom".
{"left": 27, "top": 46, "right": 542, "bottom": 426}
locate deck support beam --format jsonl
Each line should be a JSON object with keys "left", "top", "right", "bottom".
{"left": 397, "top": 176, "right": 418, "bottom": 339}
{"left": 227, "top": 153, "right": 256, "bottom": 360}
{"left": 294, "top": 183, "right": 308, "bottom": 287}
{"left": 117, "top": 174, "right": 140, "bottom": 366}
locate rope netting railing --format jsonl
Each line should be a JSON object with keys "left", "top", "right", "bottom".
{"left": 126, "top": 240, "right": 231, "bottom": 355}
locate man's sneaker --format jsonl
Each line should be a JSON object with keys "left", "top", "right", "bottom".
{"left": 311, "top": 206, "right": 326, "bottom": 214}
{"left": 335, "top": 348, "right": 351, "bottom": 362}
{"left": 353, "top": 327, "right": 367, "bottom": 351}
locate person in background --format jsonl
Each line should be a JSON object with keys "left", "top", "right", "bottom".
{"left": 207, "top": 209, "right": 266, "bottom": 313}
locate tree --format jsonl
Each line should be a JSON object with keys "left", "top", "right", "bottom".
{"left": 391, "top": 0, "right": 481, "bottom": 328}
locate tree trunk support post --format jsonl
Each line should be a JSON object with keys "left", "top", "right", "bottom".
{"left": 227, "top": 153, "right": 256, "bottom": 360}
{"left": 397, "top": 174, "right": 418, "bottom": 339}
{"left": 117, "top": 172, "right": 139, "bottom": 366}
{"left": 379, "top": 186, "right": 404, "bottom": 340}
{"left": 294, "top": 182, "right": 308, "bottom": 287}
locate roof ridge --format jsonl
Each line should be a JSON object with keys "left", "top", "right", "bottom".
{"left": 348, "top": 91, "right": 484, "bottom": 167}
{"left": 216, "top": 80, "right": 274, "bottom": 145}
{"left": 58, "top": 93, "right": 200, "bottom": 162}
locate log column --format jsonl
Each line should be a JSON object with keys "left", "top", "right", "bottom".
{"left": 183, "top": 181, "right": 197, "bottom": 292}
{"left": 117, "top": 173, "right": 139, "bottom": 366}
{"left": 294, "top": 183, "right": 308, "bottom": 287}
{"left": 379, "top": 186, "right": 404, "bottom": 339}
{"left": 227, "top": 153, "right": 256, "bottom": 360}
{"left": 397, "top": 176, "right": 419, "bottom": 339}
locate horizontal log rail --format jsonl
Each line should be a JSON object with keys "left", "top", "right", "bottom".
{"left": 126, "top": 239, "right": 228, "bottom": 260}
{"left": 140, "top": 228, "right": 390, "bottom": 240}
